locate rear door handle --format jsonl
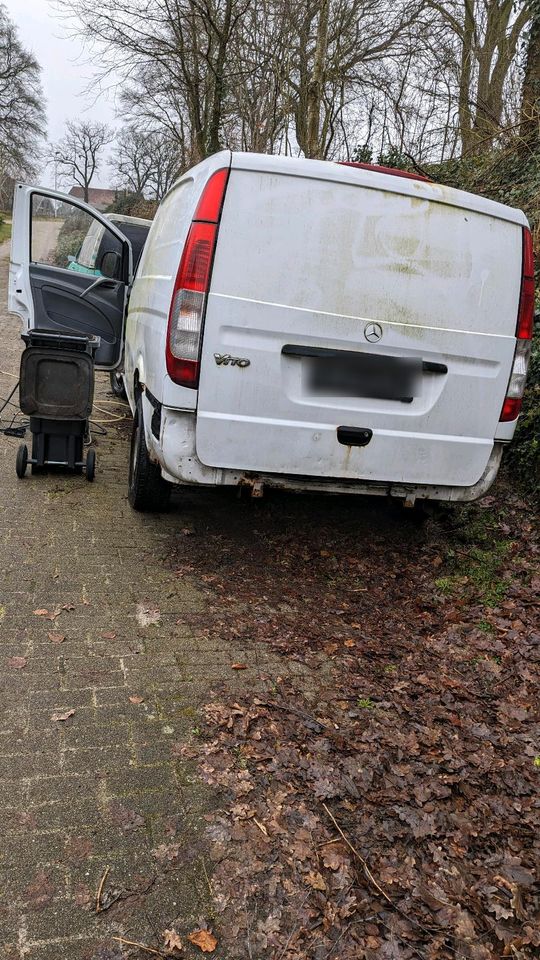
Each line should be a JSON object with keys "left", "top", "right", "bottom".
{"left": 337, "top": 426, "right": 373, "bottom": 446}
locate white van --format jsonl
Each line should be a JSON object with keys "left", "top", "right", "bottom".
{"left": 9, "top": 152, "right": 534, "bottom": 510}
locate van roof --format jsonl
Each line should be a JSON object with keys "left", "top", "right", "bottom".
{"left": 228, "top": 151, "right": 527, "bottom": 228}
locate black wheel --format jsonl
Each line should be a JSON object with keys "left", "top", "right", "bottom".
{"left": 110, "top": 369, "right": 127, "bottom": 400}
{"left": 16, "top": 444, "right": 28, "bottom": 479}
{"left": 86, "top": 448, "right": 96, "bottom": 482}
{"left": 128, "top": 395, "right": 171, "bottom": 512}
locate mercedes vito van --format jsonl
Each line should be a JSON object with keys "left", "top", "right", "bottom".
{"left": 9, "top": 152, "right": 534, "bottom": 510}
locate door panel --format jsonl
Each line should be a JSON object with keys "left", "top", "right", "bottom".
{"left": 9, "top": 184, "right": 132, "bottom": 369}
{"left": 28, "top": 264, "right": 127, "bottom": 367}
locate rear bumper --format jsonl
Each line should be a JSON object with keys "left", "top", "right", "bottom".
{"left": 157, "top": 406, "right": 504, "bottom": 502}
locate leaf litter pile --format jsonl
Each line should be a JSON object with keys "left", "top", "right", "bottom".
{"left": 172, "top": 486, "right": 539, "bottom": 959}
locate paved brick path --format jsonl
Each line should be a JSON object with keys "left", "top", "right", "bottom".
{"left": 0, "top": 243, "right": 281, "bottom": 959}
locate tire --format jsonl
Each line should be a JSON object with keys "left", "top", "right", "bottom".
{"left": 16, "top": 444, "right": 28, "bottom": 479}
{"left": 86, "top": 448, "right": 96, "bottom": 482}
{"left": 110, "top": 369, "right": 127, "bottom": 400}
{"left": 128, "top": 395, "right": 170, "bottom": 512}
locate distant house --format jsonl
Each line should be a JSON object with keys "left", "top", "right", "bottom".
{"left": 68, "top": 187, "right": 118, "bottom": 211}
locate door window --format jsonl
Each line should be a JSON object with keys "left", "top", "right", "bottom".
{"left": 30, "top": 194, "right": 123, "bottom": 277}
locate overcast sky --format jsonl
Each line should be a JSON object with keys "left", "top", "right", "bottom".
{"left": 5, "top": 0, "right": 118, "bottom": 186}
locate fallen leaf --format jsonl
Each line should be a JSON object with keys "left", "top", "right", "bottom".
{"left": 107, "top": 802, "right": 144, "bottom": 831}
{"left": 322, "top": 844, "right": 348, "bottom": 870}
{"left": 51, "top": 709, "right": 75, "bottom": 722}
{"left": 163, "top": 928, "right": 183, "bottom": 953}
{"left": 7, "top": 656, "right": 27, "bottom": 669}
{"left": 48, "top": 632, "right": 65, "bottom": 644}
{"left": 129, "top": 695, "right": 144, "bottom": 704}
{"left": 305, "top": 869, "right": 327, "bottom": 891}
{"left": 45, "top": 610, "right": 61, "bottom": 621}
{"left": 231, "top": 663, "right": 247, "bottom": 670}
{"left": 153, "top": 843, "right": 181, "bottom": 863}
{"left": 187, "top": 930, "right": 217, "bottom": 953}
{"left": 61, "top": 603, "right": 75, "bottom": 611}
{"left": 102, "top": 631, "right": 116, "bottom": 640}
{"left": 33, "top": 609, "right": 49, "bottom": 616}
{"left": 344, "top": 639, "right": 355, "bottom": 648}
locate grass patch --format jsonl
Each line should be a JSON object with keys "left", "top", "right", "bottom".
{"left": 435, "top": 507, "right": 513, "bottom": 606}
{"left": 357, "top": 697, "right": 375, "bottom": 709}
{"left": 0, "top": 221, "right": 11, "bottom": 243}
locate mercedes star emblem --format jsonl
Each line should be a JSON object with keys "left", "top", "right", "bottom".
{"left": 364, "top": 322, "right": 383, "bottom": 343}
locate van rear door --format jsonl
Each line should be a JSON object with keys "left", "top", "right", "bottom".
{"left": 195, "top": 157, "right": 525, "bottom": 489}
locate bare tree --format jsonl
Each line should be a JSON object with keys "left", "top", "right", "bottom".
{"left": 53, "top": 120, "right": 114, "bottom": 201}
{"left": 111, "top": 124, "right": 156, "bottom": 196}
{"left": 55, "top": 0, "right": 535, "bottom": 169}
{"left": 426, "top": 0, "right": 532, "bottom": 154}
{"left": 0, "top": 3, "right": 46, "bottom": 197}
{"left": 111, "top": 123, "right": 181, "bottom": 199}
{"left": 287, "top": 0, "right": 428, "bottom": 160}
{"left": 57, "top": 0, "right": 253, "bottom": 165}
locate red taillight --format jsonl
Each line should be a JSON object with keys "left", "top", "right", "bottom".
{"left": 194, "top": 168, "right": 230, "bottom": 222}
{"left": 499, "top": 226, "right": 535, "bottom": 422}
{"left": 500, "top": 397, "right": 523, "bottom": 422}
{"left": 517, "top": 227, "right": 535, "bottom": 340}
{"left": 177, "top": 222, "right": 216, "bottom": 292}
{"left": 166, "top": 168, "right": 230, "bottom": 387}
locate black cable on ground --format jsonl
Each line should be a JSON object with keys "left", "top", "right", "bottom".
{"left": 0, "top": 380, "right": 19, "bottom": 417}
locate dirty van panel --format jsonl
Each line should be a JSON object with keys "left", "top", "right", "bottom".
{"left": 195, "top": 168, "right": 522, "bottom": 488}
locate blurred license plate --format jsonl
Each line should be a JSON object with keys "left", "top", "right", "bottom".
{"left": 307, "top": 353, "right": 421, "bottom": 401}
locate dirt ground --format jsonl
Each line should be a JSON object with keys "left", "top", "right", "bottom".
{"left": 0, "top": 241, "right": 538, "bottom": 960}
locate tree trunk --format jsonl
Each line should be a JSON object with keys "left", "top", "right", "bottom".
{"left": 458, "top": 0, "right": 475, "bottom": 154}
{"left": 305, "top": 0, "right": 329, "bottom": 159}
{"left": 207, "top": 0, "right": 233, "bottom": 155}
{"left": 521, "top": 10, "right": 540, "bottom": 146}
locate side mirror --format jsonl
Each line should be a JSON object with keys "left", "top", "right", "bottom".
{"left": 99, "top": 249, "right": 121, "bottom": 279}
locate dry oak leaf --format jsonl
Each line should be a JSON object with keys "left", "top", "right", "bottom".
{"left": 305, "top": 870, "right": 327, "bottom": 891}
{"left": 231, "top": 663, "right": 247, "bottom": 670}
{"left": 102, "top": 631, "right": 116, "bottom": 640}
{"left": 7, "top": 656, "right": 27, "bottom": 669}
{"left": 129, "top": 695, "right": 144, "bottom": 704}
{"left": 322, "top": 844, "right": 348, "bottom": 871}
{"left": 33, "top": 609, "right": 49, "bottom": 616}
{"left": 48, "top": 632, "right": 65, "bottom": 644}
{"left": 163, "top": 929, "right": 183, "bottom": 953}
{"left": 51, "top": 709, "right": 75, "bottom": 722}
{"left": 187, "top": 930, "right": 218, "bottom": 953}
